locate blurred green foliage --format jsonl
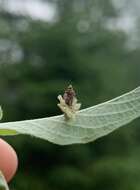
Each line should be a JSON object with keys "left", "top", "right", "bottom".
{"left": 0, "top": 0, "right": 140, "bottom": 189}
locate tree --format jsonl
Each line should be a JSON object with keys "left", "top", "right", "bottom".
{"left": 0, "top": 0, "right": 140, "bottom": 190}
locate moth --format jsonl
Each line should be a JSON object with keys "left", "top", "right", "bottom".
{"left": 57, "top": 85, "right": 81, "bottom": 120}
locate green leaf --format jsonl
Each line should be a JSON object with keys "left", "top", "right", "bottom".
{"left": 0, "top": 87, "right": 140, "bottom": 145}
{"left": 0, "top": 171, "right": 9, "bottom": 190}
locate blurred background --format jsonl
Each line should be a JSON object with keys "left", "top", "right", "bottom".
{"left": 0, "top": 0, "right": 140, "bottom": 189}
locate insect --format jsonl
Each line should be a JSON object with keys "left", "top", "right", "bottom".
{"left": 63, "top": 85, "right": 76, "bottom": 107}
{"left": 57, "top": 85, "right": 81, "bottom": 120}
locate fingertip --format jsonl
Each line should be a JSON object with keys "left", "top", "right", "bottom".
{"left": 0, "top": 139, "right": 18, "bottom": 182}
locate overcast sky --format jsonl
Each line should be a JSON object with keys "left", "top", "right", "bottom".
{"left": 0, "top": 0, "right": 56, "bottom": 21}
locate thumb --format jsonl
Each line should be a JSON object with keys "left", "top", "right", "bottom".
{"left": 0, "top": 139, "right": 18, "bottom": 182}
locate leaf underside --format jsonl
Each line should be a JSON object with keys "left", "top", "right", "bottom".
{"left": 0, "top": 87, "right": 140, "bottom": 145}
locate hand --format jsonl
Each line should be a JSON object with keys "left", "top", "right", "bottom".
{"left": 0, "top": 139, "right": 18, "bottom": 182}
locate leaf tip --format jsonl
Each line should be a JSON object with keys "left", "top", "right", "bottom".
{"left": 0, "top": 106, "right": 3, "bottom": 120}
